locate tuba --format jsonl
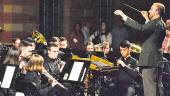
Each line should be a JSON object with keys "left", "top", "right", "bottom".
{"left": 32, "top": 30, "right": 47, "bottom": 45}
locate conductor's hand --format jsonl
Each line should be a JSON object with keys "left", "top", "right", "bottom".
{"left": 114, "top": 10, "right": 125, "bottom": 17}
{"left": 141, "top": 11, "right": 149, "bottom": 21}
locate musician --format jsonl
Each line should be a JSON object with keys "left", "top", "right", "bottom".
{"left": 49, "top": 37, "right": 60, "bottom": 45}
{"left": 43, "top": 43, "right": 65, "bottom": 79}
{"left": 114, "top": 2, "right": 166, "bottom": 96}
{"left": 101, "top": 41, "right": 111, "bottom": 54}
{"left": 84, "top": 42, "right": 95, "bottom": 58}
{"left": 101, "top": 41, "right": 115, "bottom": 63}
{"left": 3, "top": 47, "right": 20, "bottom": 65}
{"left": 59, "top": 37, "right": 69, "bottom": 49}
{"left": 12, "top": 38, "right": 21, "bottom": 49}
{"left": 85, "top": 42, "right": 95, "bottom": 52}
{"left": 23, "top": 54, "right": 60, "bottom": 96}
{"left": 19, "top": 37, "right": 36, "bottom": 69}
{"left": 116, "top": 40, "right": 138, "bottom": 96}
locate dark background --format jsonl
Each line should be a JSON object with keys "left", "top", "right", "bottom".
{"left": 39, "top": 0, "right": 170, "bottom": 42}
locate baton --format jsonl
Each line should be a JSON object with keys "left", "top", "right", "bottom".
{"left": 123, "top": 3, "right": 141, "bottom": 13}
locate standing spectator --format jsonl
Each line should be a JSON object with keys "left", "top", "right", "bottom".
{"left": 66, "top": 23, "right": 84, "bottom": 50}
{"left": 81, "top": 21, "right": 91, "bottom": 45}
{"left": 112, "top": 19, "right": 129, "bottom": 50}
{"left": 89, "top": 21, "right": 112, "bottom": 45}
{"left": 162, "top": 19, "right": 170, "bottom": 53}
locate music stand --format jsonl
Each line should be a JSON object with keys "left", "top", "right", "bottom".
{"left": 0, "top": 64, "right": 18, "bottom": 88}
{"left": 61, "top": 59, "right": 91, "bottom": 84}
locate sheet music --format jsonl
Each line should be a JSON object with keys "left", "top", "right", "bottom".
{"left": 68, "top": 61, "right": 84, "bottom": 81}
{"left": 81, "top": 68, "right": 86, "bottom": 82}
{"left": 1, "top": 66, "right": 16, "bottom": 88}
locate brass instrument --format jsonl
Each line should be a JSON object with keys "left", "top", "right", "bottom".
{"left": 72, "top": 54, "right": 118, "bottom": 90}
{"left": 32, "top": 30, "right": 47, "bottom": 45}
{"left": 131, "top": 43, "right": 142, "bottom": 53}
{"left": 72, "top": 55, "right": 116, "bottom": 70}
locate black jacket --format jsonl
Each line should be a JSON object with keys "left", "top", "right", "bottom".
{"left": 125, "top": 17, "right": 166, "bottom": 67}
{"left": 43, "top": 55, "right": 61, "bottom": 79}
{"left": 118, "top": 56, "right": 138, "bottom": 84}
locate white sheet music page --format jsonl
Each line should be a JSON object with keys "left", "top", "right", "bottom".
{"left": 1, "top": 66, "right": 16, "bottom": 88}
{"left": 68, "top": 61, "right": 84, "bottom": 81}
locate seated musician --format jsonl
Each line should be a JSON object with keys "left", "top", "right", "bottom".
{"left": 43, "top": 43, "right": 65, "bottom": 80}
{"left": 12, "top": 37, "right": 21, "bottom": 49}
{"left": 16, "top": 38, "right": 66, "bottom": 95}
{"left": 23, "top": 54, "right": 65, "bottom": 96}
{"left": 58, "top": 37, "right": 72, "bottom": 61}
{"left": 19, "top": 37, "right": 36, "bottom": 70}
{"left": 86, "top": 42, "right": 95, "bottom": 52}
{"left": 59, "top": 36, "right": 69, "bottom": 49}
{"left": 49, "top": 36, "right": 60, "bottom": 45}
{"left": 101, "top": 41, "right": 115, "bottom": 63}
{"left": 84, "top": 42, "right": 95, "bottom": 58}
{"left": 116, "top": 40, "right": 138, "bottom": 96}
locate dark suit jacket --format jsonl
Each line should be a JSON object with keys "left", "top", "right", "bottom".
{"left": 118, "top": 56, "right": 138, "bottom": 84}
{"left": 125, "top": 17, "right": 166, "bottom": 67}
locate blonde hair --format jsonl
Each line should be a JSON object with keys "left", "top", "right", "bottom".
{"left": 153, "top": 3, "right": 165, "bottom": 17}
{"left": 26, "top": 54, "right": 44, "bottom": 73}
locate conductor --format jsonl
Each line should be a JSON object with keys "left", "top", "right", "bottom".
{"left": 114, "top": 2, "right": 166, "bottom": 96}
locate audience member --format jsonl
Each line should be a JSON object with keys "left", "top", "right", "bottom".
{"left": 112, "top": 18, "right": 129, "bottom": 50}
{"left": 81, "top": 21, "right": 91, "bottom": 45}
{"left": 162, "top": 19, "right": 170, "bottom": 53}
{"left": 89, "top": 21, "right": 112, "bottom": 45}
{"left": 66, "top": 23, "right": 84, "bottom": 50}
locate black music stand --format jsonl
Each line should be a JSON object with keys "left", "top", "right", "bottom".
{"left": 61, "top": 59, "right": 91, "bottom": 83}
{"left": 0, "top": 64, "right": 18, "bottom": 89}
{"left": 60, "top": 60, "right": 91, "bottom": 95}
